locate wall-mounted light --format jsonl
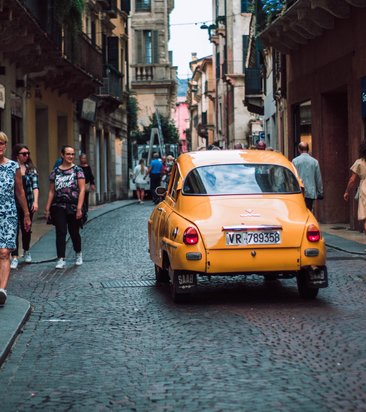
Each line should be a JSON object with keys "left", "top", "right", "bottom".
{"left": 200, "top": 23, "right": 217, "bottom": 39}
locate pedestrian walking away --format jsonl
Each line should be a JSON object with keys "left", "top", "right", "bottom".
{"left": 10, "top": 144, "right": 39, "bottom": 269}
{"left": 292, "top": 141, "right": 324, "bottom": 211}
{"left": 0, "top": 132, "right": 31, "bottom": 306}
{"left": 133, "top": 158, "right": 148, "bottom": 203}
{"left": 147, "top": 152, "right": 163, "bottom": 204}
{"left": 79, "top": 153, "right": 95, "bottom": 213}
{"left": 344, "top": 139, "right": 366, "bottom": 235}
{"left": 163, "top": 155, "right": 175, "bottom": 188}
{"left": 44, "top": 145, "right": 85, "bottom": 269}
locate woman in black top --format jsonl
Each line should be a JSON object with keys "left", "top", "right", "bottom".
{"left": 79, "top": 153, "right": 95, "bottom": 212}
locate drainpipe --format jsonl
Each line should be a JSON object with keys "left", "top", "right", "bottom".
{"left": 225, "top": 0, "right": 229, "bottom": 148}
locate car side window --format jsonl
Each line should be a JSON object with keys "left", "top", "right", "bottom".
{"left": 168, "top": 165, "right": 180, "bottom": 201}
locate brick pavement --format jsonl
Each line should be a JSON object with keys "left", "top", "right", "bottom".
{"left": 0, "top": 202, "right": 365, "bottom": 411}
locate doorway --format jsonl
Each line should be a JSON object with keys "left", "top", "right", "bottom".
{"left": 320, "top": 90, "right": 348, "bottom": 223}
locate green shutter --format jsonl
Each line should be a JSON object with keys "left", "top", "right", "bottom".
{"left": 152, "top": 30, "right": 159, "bottom": 64}
{"left": 136, "top": 30, "right": 143, "bottom": 64}
{"left": 108, "top": 36, "right": 119, "bottom": 70}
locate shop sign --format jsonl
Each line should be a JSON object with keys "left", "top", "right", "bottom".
{"left": 80, "top": 98, "right": 97, "bottom": 122}
{"left": 10, "top": 92, "right": 22, "bottom": 118}
{"left": 0, "top": 84, "right": 5, "bottom": 109}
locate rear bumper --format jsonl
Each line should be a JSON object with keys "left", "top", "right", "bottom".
{"left": 205, "top": 247, "right": 305, "bottom": 273}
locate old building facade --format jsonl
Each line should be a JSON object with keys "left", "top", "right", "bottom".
{"left": 0, "top": 0, "right": 130, "bottom": 210}
{"left": 128, "top": 0, "right": 176, "bottom": 128}
{"left": 187, "top": 55, "right": 215, "bottom": 151}
{"left": 260, "top": 0, "right": 366, "bottom": 227}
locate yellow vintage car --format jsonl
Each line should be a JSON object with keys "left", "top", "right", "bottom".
{"left": 148, "top": 150, "right": 328, "bottom": 302}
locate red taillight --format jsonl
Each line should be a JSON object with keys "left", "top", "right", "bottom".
{"left": 307, "top": 224, "right": 320, "bottom": 242}
{"left": 183, "top": 227, "right": 199, "bottom": 245}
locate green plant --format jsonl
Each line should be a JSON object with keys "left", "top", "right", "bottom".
{"left": 127, "top": 97, "right": 140, "bottom": 135}
{"left": 136, "top": 114, "right": 179, "bottom": 145}
{"left": 54, "top": 0, "right": 84, "bottom": 34}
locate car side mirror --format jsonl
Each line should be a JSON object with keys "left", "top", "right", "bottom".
{"left": 155, "top": 186, "right": 166, "bottom": 197}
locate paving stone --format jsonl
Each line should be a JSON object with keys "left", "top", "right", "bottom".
{"left": 0, "top": 203, "right": 365, "bottom": 411}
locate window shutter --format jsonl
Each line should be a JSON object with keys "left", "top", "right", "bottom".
{"left": 136, "top": 30, "right": 144, "bottom": 64}
{"left": 107, "top": 36, "right": 119, "bottom": 70}
{"left": 152, "top": 30, "right": 159, "bottom": 64}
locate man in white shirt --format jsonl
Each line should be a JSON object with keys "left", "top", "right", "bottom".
{"left": 292, "top": 142, "right": 324, "bottom": 211}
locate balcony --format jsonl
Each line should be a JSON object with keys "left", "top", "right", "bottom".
{"left": 98, "top": 65, "right": 123, "bottom": 100}
{"left": 64, "top": 32, "right": 103, "bottom": 82}
{"left": 1, "top": 0, "right": 103, "bottom": 100}
{"left": 98, "top": 0, "right": 118, "bottom": 17}
{"left": 259, "top": 0, "right": 366, "bottom": 54}
{"left": 244, "top": 68, "right": 263, "bottom": 115}
{"left": 245, "top": 68, "right": 262, "bottom": 95}
{"left": 131, "top": 64, "right": 176, "bottom": 85}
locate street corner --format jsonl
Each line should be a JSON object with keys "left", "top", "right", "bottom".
{"left": 0, "top": 295, "right": 32, "bottom": 366}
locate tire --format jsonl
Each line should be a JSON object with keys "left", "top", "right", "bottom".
{"left": 297, "top": 270, "right": 319, "bottom": 299}
{"left": 155, "top": 264, "right": 169, "bottom": 283}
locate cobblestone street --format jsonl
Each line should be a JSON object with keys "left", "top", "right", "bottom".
{"left": 0, "top": 204, "right": 365, "bottom": 411}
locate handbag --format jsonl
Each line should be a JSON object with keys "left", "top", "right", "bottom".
{"left": 85, "top": 182, "right": 91, "bottom": 192}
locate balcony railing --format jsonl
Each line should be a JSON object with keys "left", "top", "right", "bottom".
{"left": 64, "top": 32, "right": 103, "bottom": 82}
{"left": 132, "top": 64, "right": 176, "bottom": 83}
{"left": 245, "top": 68, "right": 262, "bottom": 95}
{"left": 99, "top": 65, "right": 123, "bottom": 100}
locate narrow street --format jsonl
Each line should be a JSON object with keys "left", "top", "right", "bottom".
{"left": 0, "top": 203, "right": 365, "bottom": 411}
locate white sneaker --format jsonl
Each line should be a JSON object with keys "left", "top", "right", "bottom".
{"left": 55, "top": 258, "right": 65, "bottom": 269}
{"left": 0, "top": 288, "right": 7, "bottom": 305}
{"left": 10, "top": 258, "right": 18, "bottom": 269}
{"left": 75, "top": 253, "right": 83, "bottom": 266}
{"left": 24, "top": 251, "right": 32, "bottom": 263}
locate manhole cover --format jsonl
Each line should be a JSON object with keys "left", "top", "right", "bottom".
{"left": 330, "top": 226, "right": 348, "bottom": 230}
{"left": 101, "top": 279, "right": 156, "bottom": 288}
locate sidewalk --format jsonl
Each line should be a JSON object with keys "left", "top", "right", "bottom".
{"left": 0, "top": 202, "right": 365, "bottom": 367}
{"left": 0, "top": 199, "right": 137, "bottom": 366}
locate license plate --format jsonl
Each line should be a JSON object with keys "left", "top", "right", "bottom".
{"left": 226, "top": 231, "right": 281, "bottom": 245}
{"left": 177, "top": 274, "right": 196, "bottom": 289}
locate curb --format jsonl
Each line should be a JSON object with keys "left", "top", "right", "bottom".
{"left": 0, "top": 296, "right": 32, "bottom": 366}
{"left": 0, "top": 200, "right": 137, "bottom": 367}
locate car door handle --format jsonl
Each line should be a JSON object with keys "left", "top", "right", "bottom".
{"left": 157, "top": 207, "right": 163, "bottom": 212}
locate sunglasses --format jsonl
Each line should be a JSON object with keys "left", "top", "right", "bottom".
{"left": 18, "top": 152, "right": 30, "bottom": 156}
{"left": 0, "top": 141, "right": 6, "bottom": 146}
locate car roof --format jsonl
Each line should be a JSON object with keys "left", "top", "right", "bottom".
{"left": 176, "top": 150, "right": 297, "bottom": 177}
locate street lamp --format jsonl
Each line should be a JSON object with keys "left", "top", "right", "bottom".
{"left": 200, "top": 23, "right": 217, "bottom": 39}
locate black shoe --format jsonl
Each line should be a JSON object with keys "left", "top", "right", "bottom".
{"left": 0, "top": 289, "right": 7, "bottom": 306}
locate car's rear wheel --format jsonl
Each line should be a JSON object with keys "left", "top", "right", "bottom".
{"left": 155, "top": 263, "right": 169, "bottom": 283}
{"left": 296, "top": 270, "right": 319, "bottom": 299}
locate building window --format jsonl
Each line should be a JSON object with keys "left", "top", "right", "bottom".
{"left": 136, "top": 30, "right": 159, "bottom": 64}
{"left": 136, "top": 0, "right": 151, "bottom": 11}
{"left": 293, "top": 100, "right": 312, "bottom": 154}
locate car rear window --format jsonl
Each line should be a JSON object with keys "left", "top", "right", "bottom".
{"left": 182, "top": 164, "right": 301, "bottom": 195}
